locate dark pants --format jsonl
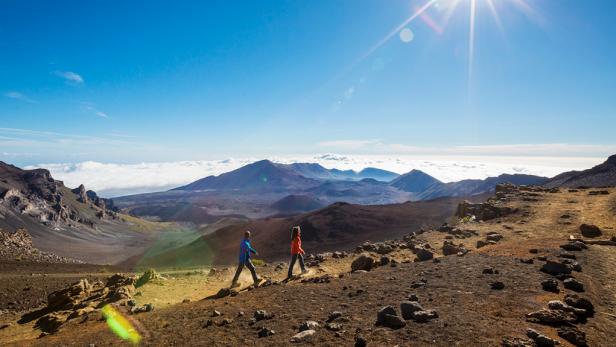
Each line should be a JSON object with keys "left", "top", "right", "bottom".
{"left": 288, "top": 253, "right": 306, "bottom": 277}
{"left": 232, "top": 259, "right": 258, "bottom": 284}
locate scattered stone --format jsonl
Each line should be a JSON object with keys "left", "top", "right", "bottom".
{"left": 490, "top": 281, "right": 505, "bottom": 290}
{"left": 526, "top": 309, "right": 576, "bottom": 326}
{"left": 351, "top": 254, "right": 375, "bottom": 272}
{"left": 376, "top": 306, "right": 397, "bottom": 324}
{"left": 541, "top": 261, "right": 572, "bottom": 276}
{"left": 563, "top": 278, "right": 584, "bottom": 292}
{"left": 559, "top": 252, "right": 576, "bottom": 260}
{"left": 408, "top": 293, "right": 419, "bottom": 301}
{"left": 529, "top": 249, "right": 539, "bottom": 254}
{"left": 560, "top": 241, "right": 587, "bottom": 252}
{"left": 486, "top": 232, "right": 504, "bottom": 242}
{"left": 476, "top": 240, "right": 488, "bottom": 248}
{"left": 218, "top": 318, "right": 233, "bottom": 326}
{"left": 411, "top": 310, "right": 438, "bottom": 323}
{"left": 442, "top": 240, "right": 465, "bottom": 256}
{"left": 541, "top": 279, "right": 559, "bottom": 293}
{"left": 258, "top": 327, "right": 275, "bottom": 338}
{"left": 527, "top": 328, "right": 560, "bottom": 346}
{"left": 415, "top": 248, "right": 434, "bottom": 262}
{"left": 502, "top": 336, "right": 535, "bottom": 347}
{"left": 400, "top": 301, "right": 424, "bottom": 320}
{"left": 579, "top": 224, "right": 602, "bottom": 238}
{"left": 325, "top": 322, "right": 342, "bottom": 331}
{"left": 327, "top": 311, "right": 343, "bottom": 322}
{"left": 354, "top": 335, "right": 367, "bottom": 347}
{"left": 410, "top": 279, "right": 427, "bottom": 289}
{"left": 202, "top": 319, "right": 213, "bottom": 328}
{"left": 381, "top": 313, "right": 406, "bottom": 329}
{"left": 558, "top": 326, "right": 587, "bottom": 347}
{"left": 376, "top": 306, "right": 406, "bottom": 329}
{"left": 298, "top": 321, "right": 320, "bottom": 332}
{"left": 135, "top": 269, "right": 160, "bottom": 288}
{"left": 379, "top": 256, "right": 390, "bottom": 266}
{"left": 211, "top": 310, "right": 222, "bottom": 317}
{"left": 520, "top": 258, "right": 534, "bottom": 264}
{"left": 564, "top": 294, "right": 594, "bottom": 316}
{"left": 254, "top": 310, "right": 273, "bottom": 321}
{"left": 290, "top": 329, "right": 315, "bottom": 343}
{"left": 547, "top": 300, "right": 587, "bottom": 317}
{"left": 482, "top": 267, "right": 495, "bottom": 274}
{"left": 588, "top": 190, "right": 609, "bottom": 195}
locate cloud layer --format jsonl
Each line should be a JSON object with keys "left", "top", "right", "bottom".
{"left": 26, "top": 154, "right": 605, "bottom": 198}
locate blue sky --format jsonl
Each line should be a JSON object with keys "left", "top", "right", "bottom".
{"left": 1, "top": 0, "right": 616, "bottom": 168}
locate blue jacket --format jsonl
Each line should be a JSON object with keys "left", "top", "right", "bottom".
{"left": 239, "top": 239, "right": 257, "bottom": 263}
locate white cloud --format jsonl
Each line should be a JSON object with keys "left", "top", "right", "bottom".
{"left": 84, "top": 105, "right": 109, "bottom": 118}
{"left": 26, "top": 154, "right": 607, "bottom": 198}
{"left": 4, "top": 91, "right": 38, "bottom": 103}
{"left": 52, "top": 70, "right": 84, "bottom": 84}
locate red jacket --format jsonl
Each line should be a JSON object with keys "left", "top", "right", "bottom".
{"left": 291, "top": 237, "right": 305, "bottom": 255}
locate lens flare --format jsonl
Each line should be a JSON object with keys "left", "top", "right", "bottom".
{"left": 102, "top": 305, "right": 142, "bottom": 345}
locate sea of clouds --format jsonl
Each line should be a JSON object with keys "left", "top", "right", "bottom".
{"left": 27, "top": 154, "right": 605, "bottom": 198}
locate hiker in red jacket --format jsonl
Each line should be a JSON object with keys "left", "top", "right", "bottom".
{"left": 287, "top": 226, "right": 308, "bottom": 279}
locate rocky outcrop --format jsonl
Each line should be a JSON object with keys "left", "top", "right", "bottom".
{"left": 456, "top": 200, "right": 518, "bottom": 221}
{"left": 29, "top": 274, "right": 137, "bottom": 333}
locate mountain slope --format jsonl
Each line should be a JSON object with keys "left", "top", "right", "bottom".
{"left": 0, "top": 161, "right": 164, "bottom": 264}
{"left": 543, "top": 154, "right": 616, "bottom": 188}
{"left": 174, "top": 160, "right": 319, "bottom": 192}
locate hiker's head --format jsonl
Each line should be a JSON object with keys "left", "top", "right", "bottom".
{"left": 291, "top": 226, "right": 301, "bottom": 239}
{"left": 244, "top": 230, "right": 251, "bottom": 239}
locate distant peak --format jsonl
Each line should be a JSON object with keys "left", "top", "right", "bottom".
{"left": 606, "top": 154, "right": 616, "bottom": 165}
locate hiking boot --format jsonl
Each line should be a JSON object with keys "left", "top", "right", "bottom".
{"left": 301, "top": 269, "right": 309, "bottom": 275}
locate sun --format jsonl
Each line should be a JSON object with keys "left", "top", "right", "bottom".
{"left": 354, "top": 0, "right": 541, "bottom": 90}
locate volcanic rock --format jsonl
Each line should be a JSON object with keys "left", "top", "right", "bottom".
{"left": 579, "top": 224, "right": 602, "bottom": 238}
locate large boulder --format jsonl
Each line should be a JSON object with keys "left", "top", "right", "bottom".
{"left": 351, "top": 254, "right": 375, "bottom": 272}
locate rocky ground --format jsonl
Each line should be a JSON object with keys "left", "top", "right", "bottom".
{"left": 1, "top": 185, "right": 615, "bottom": 346}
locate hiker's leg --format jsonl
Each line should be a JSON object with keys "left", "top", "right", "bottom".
{"left": 287, "top": 254, "right": 297, "bottom": 278}
{"left": 245, "top": 259, "right": 259, "bottom": 283}
{"left": 231, "top": 262, "right": 244, "bottom": 284}
{"left": 298, "top": 254, "right": 306, "bottom": 272}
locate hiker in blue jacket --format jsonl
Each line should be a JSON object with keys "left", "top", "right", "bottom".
{"left": 230, "top": 230, "right": 261, "bottom": 288}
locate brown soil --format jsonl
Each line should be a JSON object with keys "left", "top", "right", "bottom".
{"left": 2, "top": 187, "right": 616, "bottom": 346}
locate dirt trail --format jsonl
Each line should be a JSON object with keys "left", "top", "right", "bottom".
{"left": 2, "top": 187, "right": 616, "bottom": 346}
